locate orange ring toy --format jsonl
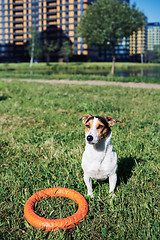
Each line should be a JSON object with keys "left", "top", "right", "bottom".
{"left": 24, "top": 187, "right": 88, "bottom": 231}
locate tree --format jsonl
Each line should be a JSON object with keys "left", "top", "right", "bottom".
{"left": 27, "top": 25, "right": 42, "bottom": 67}
{"left": 59, "top": 40, "right": 73, "bottom": 62}
{"left": 77, "top": 0, "right": 146, "bottom": 75}
{"left": 43, "top": 39, "right": 59, "bottom": 65}
{"left": 153, "top": 45, "right": 160, "bottom": 63}
{"left": 144, "top": 50, "right": 155, "bottom": 63}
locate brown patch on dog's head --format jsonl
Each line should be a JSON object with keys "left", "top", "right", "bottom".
{"left": 97, "top": 116, "right": 120, "bottom": 140}
{"left": 105, "top": 116, "right": 120, "bottom": 127}
{"left": 85, "top": 118, "right": 94, "bottom": 132}
{"left": 81, "top": 114, "right": 94, "bottom": 132}
{"left": 94, "top": 117, "right": 109, "bottom": 140}
{"left": 81, "top": 114, "right": 93, "bottom": 124}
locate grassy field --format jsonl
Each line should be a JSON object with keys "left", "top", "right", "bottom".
{"left": 0, "top": 79, "right": 160, "bottom": 239}
{"left": 0, "top": 62, "right": 160, "bottom": 83}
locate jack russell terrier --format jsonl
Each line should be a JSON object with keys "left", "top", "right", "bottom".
{"left": 81, "top": 114, "right": 120, "bottom": 197}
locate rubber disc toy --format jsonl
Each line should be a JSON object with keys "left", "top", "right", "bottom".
{"left": 24, "top": 187, "right": 88, "bottom": 231}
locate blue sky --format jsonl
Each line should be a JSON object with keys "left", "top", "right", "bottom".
{"left": 130, "top": 0, "right": 160, "bottom": 22}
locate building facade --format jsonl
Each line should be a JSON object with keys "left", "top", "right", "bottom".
{"left": 0, "top": 0, "right": 92, "bottom": 62}
{"left": 147, "top": 22, "right": 160, "bottom": 51}
{"left": 0, "top": 0, "right": 131, "bottom": 62}
{"left": 129, "top": 25, "right": 147, "bottom": 61}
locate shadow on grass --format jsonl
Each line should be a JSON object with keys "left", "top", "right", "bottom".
{"left": 0, "top": 95, "right": 11, "bottom": 101}
{"left": 91, "top": 156, "right": 141, "bottom": 191}
{"left": 117, "top": 156, "right": 141, "bottom": 185}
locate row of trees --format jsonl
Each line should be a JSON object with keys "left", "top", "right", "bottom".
{"left": 145, "top": 45, "right": 160, "bottom": 63}
{"left": 28, "top": 0, "right": 148, "bottom": 74}
{"left": 28, "top": 26, "right": 73, "bottom": 67}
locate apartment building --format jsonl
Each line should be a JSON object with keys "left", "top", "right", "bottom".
{"left": 0, "top": 0, "right": 132, "bottom": 62}
{"left": 147, "top": 22, "right": 160, "bottom": 51}
{"left": 129, "top": 25, "right": 147, "bottom": 61}
{"left": 0, "top": 0, "right": 91, "bottom": 61}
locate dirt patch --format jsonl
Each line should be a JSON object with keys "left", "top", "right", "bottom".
{"left": 2, "top": 78, "right": 160, "bottom": 89}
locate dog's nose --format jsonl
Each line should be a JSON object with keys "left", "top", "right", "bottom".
{"left": 87, "top": 135, "right": 93, "bottom": 142}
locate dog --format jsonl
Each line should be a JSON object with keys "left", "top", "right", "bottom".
{"left": 81, "top": 114, "right": 120, "bottom": 197}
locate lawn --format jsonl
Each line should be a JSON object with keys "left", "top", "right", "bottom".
{"left": 0, "top": 62, "right": 160, "bottom": 84}
{"left": 0, "top": 79, "right": 160, "bottom": 239}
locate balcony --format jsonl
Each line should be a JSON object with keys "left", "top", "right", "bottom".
{"left": 13, "top": 0, "right": 23, "bottom": 3}
{"left": 47, "top": 7, "right": 57, "bottom": 13}
{"left": 14, "top": 33, "right": 23, "bottom": 37}
{"left": 13, "top": 12, "right": 23, "bottom": 17}
{"left": 13, "top": 22, "right": 23, "bottom": 28}
{"left": 46, "top": 14, "right": 57, "bottom": 20}
{"left": 13, "top": 33, "right": 24, "bottom": 37}
{"left": 13, "top": 28, "right": 24, "bottom": 34}
{"left": 15, "top": 42, "right": 24, "bottom": 45}
{"left": 13, "top": 18, "right": 23, "bottom": 23}
{"left": 13, "top": 6, "right": 23, "bottom": 11}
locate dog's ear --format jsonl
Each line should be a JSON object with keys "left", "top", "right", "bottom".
{"left": 81, "top": 114, "right": 92, "bottom": 124}
{"left": 105, "top": 116, "right": 120, "bottom": 127}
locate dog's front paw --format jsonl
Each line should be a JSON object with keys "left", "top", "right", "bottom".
{"left": 109, "top": 191, "right": 116, "bottom": 199}
{"left": 87, "top": 192, "right": 94, "bottom": 198}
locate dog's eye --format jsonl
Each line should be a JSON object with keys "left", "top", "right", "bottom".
{"left": 97, "top": 125, "right": 104, "bottom": 129}
{"left": 85, "top": 124, "right": 90, "bottom": 128}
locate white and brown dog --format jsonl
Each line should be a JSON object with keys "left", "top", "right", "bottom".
{"left": 81, "top": 114, "right": 120, "bottom": 197}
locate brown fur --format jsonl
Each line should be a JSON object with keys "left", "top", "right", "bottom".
{"left": 82, "top": 114, "right": 120, "bottom": 140}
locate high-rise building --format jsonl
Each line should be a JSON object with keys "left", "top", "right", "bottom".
{"left": 129, "top": 25, "right": 147, "bottom": 61}
{"left": 0, "top": 0, "right": 91, "bottom": 61}
{"left": 0, "top": 0, "right": 130, "bottom": 62}
{"left": 147, "top": 22, "right": 160, "bottom": 51}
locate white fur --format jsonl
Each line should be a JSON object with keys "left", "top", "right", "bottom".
{"left": 85, "top": 117, "right": 99, "bottom": 144}
{"left": 82, "top": 118, "right": 117, "bottom": 197}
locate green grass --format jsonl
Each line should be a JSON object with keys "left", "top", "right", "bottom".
{"left": 0, "top": 62, "right": 160, "bottom": 83}
{"left": 0, "top": 80, "right": 160, "bottom": 239}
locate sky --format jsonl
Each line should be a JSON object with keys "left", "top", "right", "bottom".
{"left": 130, "top": 0, "right": 160, "bottom": 23}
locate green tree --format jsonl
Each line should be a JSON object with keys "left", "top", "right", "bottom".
{"left": 144, "top": 50, "right": 155, "bottom": 63}
{"left": 59, "top": 40, "right": 73, "bottom": 62}
{"left": 43, "top": 39, "right": 59, "bottom": 65}
{"left": 77, "top": 0, "right": 146, "bottom": 75}
{"left": 153, "top": 45, "right": 160, "bottom": 63}
{"left": 27, "top": 25, "right": 42, "bottom": 67}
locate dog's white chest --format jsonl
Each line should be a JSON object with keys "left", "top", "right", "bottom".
{"left": 82, "top": 137, "right": 117, "bottom": 180}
